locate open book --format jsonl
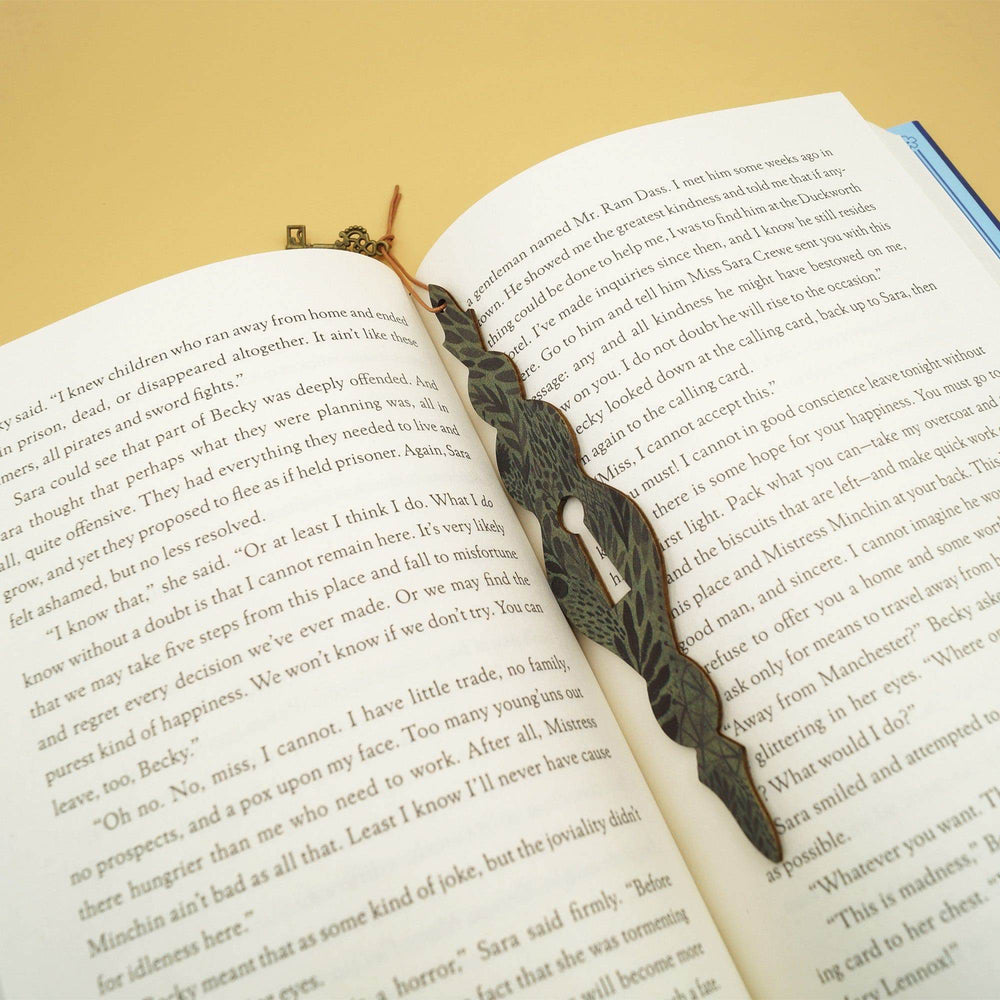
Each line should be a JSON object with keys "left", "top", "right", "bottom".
{"left": 3, "top": 94, "right": 999, "bottom": 999}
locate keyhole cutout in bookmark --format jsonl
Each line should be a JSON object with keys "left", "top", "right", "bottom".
{"left": 560, "top": 497, "right": 631, "bottom": 605}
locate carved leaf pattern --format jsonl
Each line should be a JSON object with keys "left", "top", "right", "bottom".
{"left": 429, "top": 285, "right": 781, "bottom": 862}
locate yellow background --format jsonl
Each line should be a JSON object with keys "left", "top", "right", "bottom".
{"left": 2, "top": 0, "right": 998, "bottom": 345}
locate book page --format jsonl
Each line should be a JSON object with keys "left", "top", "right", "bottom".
{"left": 420, "top": 94, "right": 1000, "bottom": 997}
{"left": 0, "top": 250, "right": 746, "bottom": 999}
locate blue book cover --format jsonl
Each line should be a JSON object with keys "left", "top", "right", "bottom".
{"left": 889, "top": 120, "right": 1000, "bottom": 259}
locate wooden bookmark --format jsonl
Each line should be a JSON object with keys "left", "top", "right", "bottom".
{"left": 287, "top": 192, "right": 782, "bottom": 862}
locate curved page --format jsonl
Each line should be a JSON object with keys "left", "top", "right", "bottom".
{"left": 420, "top": 94, "right": 1000, "bottom": 998}
{"left": 0, "top": 250, "right": 744, "bottom": 999}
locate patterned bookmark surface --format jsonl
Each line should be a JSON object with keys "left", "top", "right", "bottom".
{"left": 430, "top": 285, "right": 782, "bottom": 863}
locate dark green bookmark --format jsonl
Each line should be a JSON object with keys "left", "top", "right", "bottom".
{"left": 286, "top": 197, "right": 781, "bottom": 862}
{"left": 429, "top": 286, "right": 781, "bottom": 863}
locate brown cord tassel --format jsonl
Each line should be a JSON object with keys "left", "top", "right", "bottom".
{"left": 375, "top": 186, "right": 444, "bottom": 314}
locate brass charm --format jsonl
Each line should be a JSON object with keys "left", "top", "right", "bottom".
{"left": 284, "top": 224, "right": 386, "bottom": 257}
